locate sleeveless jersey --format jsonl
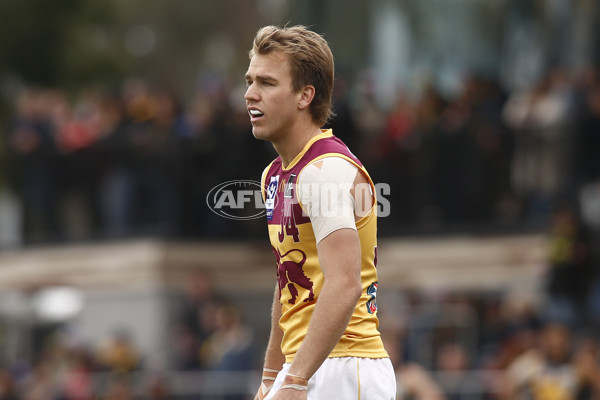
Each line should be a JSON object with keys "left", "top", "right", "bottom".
{"left": 261, "top": 129, "right": 388, "bottom": 363}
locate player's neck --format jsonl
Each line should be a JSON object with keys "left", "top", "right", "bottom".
{"left": 273, "top": 120, "right": 322, "bottom": 168}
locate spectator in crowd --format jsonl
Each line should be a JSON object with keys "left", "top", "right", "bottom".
{"left": 59, "top": 346, "right": 94, "bottom": 400}
{"left": 435, "top": 343, "right": 475, "bottom": 400}
{"left": 170, "top": 271, "right": 224, "bottom": 370}
{"left": 117, "top": 81, "right": 180, "bottom": 236}
{"left": 51, "top": 89, "right": 104, "bottom": 240}
{"left": 502, "top": 69, "right": 576, "bottom": 221}
{"left": 100, "top": 377, "right": 133, "bottom": 400}
{"left": 575, "top": 69, "right": 600, "bottom": 184}
{"left": 198, "top": 302, "right": 255, "bottom": 400}
{"left": 95, "top": 331, "right": 141, "bottom": 374}
{"left": 502, "top": 320, "right": 600, "bottom": 400}
{"left": 8, "top": 88, "right": 61, "bottom": 243}
{"left": 544, "top": 201, "right": 597, "bottom": 328}
{"left": 0, "top": 368, "right": 19, "bottom": 400}
{"left": 395, "top": 361, "right": 446, "bottom": 400}
{"left": 4, "top": 65, "right": 600, "bottom": 243}
{"left": 20, "top": 356, "right": 59, "bottom": 400}
{"left": 199, "top": 303, "right": 255, "bottom": 372}
{"left": 381, "top": 316, "right": 445, "bottom": 400}
{"left": 145, "top": 375, "right": 170, "bottom": 400}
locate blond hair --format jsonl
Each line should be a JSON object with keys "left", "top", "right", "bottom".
{"left": 249, "top": 25, "right": 334, "bottom": 127}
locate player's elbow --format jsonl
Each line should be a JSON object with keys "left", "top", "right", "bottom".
{"left": 345, "top": 273, "right": 363, "bottom": 302}
{"left": 340, "top": 257, "right": 362, "bottom": 301}
{"left": 350, "top": 282, "right": 362, "bottom": 302}
{"left": 327, "top": 267, "right": 361, "bottom": 301}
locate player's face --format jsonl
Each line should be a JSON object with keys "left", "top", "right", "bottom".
{"left": 245, "top": 51, "right": 302, "bottom": 142}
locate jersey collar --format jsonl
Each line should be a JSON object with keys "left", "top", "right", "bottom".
{"left": 282, "top": 129, "right": 333, "bottom": 171}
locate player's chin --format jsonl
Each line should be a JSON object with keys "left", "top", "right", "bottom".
{"left": 251, "top": 127, "right": 268, "bottom": 141}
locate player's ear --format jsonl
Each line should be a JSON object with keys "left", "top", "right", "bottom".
{"left": 298, "top": 85, "right": 315, "bottom": 111}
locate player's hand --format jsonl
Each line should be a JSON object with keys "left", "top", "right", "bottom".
{"left": 254, "top": 383, "right": 274, "bottom": 400}
{"left": 270, "top": 387, "right": 307, "bottom": 400}
{"left": 255, "top": 368, "right": 280, "bottom": 400}
{"left": 254, "top": 385, "right": 271, "bottom": 400}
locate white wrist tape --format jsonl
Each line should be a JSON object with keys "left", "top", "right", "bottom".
{"left": 280, "top": 384, "right": 308, "bottom": 391}
{"left": 280, "top": 373, "right": 309, "bottom": 392}
{"left": 258, "top": 368, "right": 280, "bottom": 399}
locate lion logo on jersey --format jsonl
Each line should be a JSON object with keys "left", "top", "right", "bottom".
{"left": 273, "top": 247, "right": 315, "bottom": 305}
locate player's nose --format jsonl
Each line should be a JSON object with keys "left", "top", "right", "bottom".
{"left": 245, "top": 83, "right": 259, "bottom": 102}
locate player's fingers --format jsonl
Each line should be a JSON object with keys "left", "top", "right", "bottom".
{"left": 257, "top": 368, "right": 279, "bottom": 399}
{"left": 257, "top": 381, "right": 272, "bottom": 400}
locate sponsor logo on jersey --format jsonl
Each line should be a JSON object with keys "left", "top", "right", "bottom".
{"left": 366, "top": 282, "right": 378, "bottom": 314}
{"left": 284, "top": 174, "right": 297, "bottom": 199}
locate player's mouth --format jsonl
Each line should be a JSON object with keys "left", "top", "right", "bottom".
{"left": 248, "top": 108, "right": 264, "bottom": 122}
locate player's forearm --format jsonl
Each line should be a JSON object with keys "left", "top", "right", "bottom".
{"left": 287, "top": 274, "right": 361, "bottom": 379}
{"left": 263, "top": 324, "right": 285, "bottom": 370}
{"left": 263, "top": 284, "right": 285, "bottom": 370}
{"left": 285, "top": 229, "right": 362, "bottom": 380}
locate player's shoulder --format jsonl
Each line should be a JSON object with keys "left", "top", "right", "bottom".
{"left": 298, "top": 156, "right": 358, "bottom": 184}
{"left": 302, "top": 155, "right": 356, "bottom": 171}
{"left": 313, "top": 134, "right": 363, "bottom": 166}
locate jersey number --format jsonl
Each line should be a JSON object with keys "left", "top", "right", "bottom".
{"left": 279, "top": 200, "right": 300, "bottom": 242}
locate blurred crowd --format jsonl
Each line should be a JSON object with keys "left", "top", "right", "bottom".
{"left": 381, "top": 288, "right": 600, "bottom": 400}
{"left": 2, "top": 64, "right": 600, "bottom": 399}
{"left": 1, "top": 270, "right": 600, "bottom": 399}
{"left": 0, "top": 323, "right": 159, "bottom": 400}
{"left": 0, "top": 272, "right": 258, "bottom": 400}
{"left": 3, "top": 75, "right": 273, "bottom": 243}
{"left": 3, "top": 64, "right": 600, "bottom": 243}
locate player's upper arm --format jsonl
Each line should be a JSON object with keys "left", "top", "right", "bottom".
{"left": 317, "top": 228, "right": 362, "bottom": 294}
{"left": 297, "top": 157, "right": 373, "bottom": 243}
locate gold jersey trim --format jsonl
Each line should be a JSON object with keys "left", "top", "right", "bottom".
{"left": 281, "top": 129, "right": 333, "bottom": 171}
